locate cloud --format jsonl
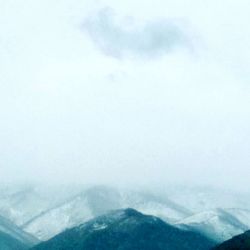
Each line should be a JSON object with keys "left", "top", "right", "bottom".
{"left": 1, "top": 0, "right": 250, "bottom": 191}
{"left": 83, "top": 8, "right": 190, "bottom": 59}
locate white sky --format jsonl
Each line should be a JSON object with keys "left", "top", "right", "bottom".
{"left": 0, "top": 0, "right": 250, "bottom": 190}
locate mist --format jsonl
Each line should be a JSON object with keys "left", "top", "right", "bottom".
{"left": 0, "top": 0, "right": 250, "bottom": 191}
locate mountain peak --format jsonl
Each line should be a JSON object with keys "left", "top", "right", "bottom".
{"left": 32, "top": 208, "right": 215, "bottom": 250}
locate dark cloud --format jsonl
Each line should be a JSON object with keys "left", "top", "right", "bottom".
{"left": 83, "top": 8, "right": 190, "bottom": 59}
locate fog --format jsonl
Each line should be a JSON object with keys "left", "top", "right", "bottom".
{"left": 0, "top": 0, "right": 249, "bottom": 190}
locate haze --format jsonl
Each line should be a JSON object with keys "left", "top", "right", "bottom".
{"left": 0, "top": 0, "right": 249, "bottom": 190}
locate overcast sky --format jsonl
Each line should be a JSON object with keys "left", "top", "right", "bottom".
{"left": 0, "top": 0, "right": 250, "bottom": 190}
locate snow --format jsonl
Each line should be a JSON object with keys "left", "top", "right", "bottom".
{"left": 1, "top": 184, "right": 250, "bottom": 242}
{"left": 0, "top": 214, "right": 38, "bottom": 246}
{"left": 23, "top": 195, "right": 93, "bottom": 240}
{"left": 92, "top": 223, "right": 108, "bottom": 231}
{"left": 21, "top": 186, "right": 191, "bottom": 240}
{"left": 176, "top": 208, "right": 250, "bottom": 242}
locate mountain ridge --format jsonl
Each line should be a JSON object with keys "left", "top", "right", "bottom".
{"left": 31, "top": 208, "right": 215, "bottom": 250}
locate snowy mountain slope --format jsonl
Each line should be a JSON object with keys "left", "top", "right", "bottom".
{"left": 176, "top": 208, "right": 250, "bottom": 242}
{"left": 0, "top": 185, "right": 58, "bottom": 226}
{"left": 31, "top": 208, "right": 215, "bottom": 250}
{"left": 226, "top": 208, "right": 250, "bottom": 228}
{"left": 0, "top": 214, "right": 39, "bottom": 247}
{"left": 119, "top": 189, "right": 192, "bottom": 222}
{"left": 0, "top": 184, "right": 83, "bottom": 226}
{"left": 165, "top": 186, "right": 250, "bottom": 213}
{"left": 22, "top": 193, "right": 93, "bottom": 241}
{"left": 2, "top": 184, "right": 250, "bottom": 243}
{"left": 23, "top": 186, "right": 191, "bottom": 240}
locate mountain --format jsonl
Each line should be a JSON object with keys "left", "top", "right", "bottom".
{"left": 23, "top": 186, "right": 191, "bottom": 240}
{"left": 0, "top": 231, "right": 27, "bottom": 250}
{"left": 176, "top": 208, "right": 250, "bottom": 243}
{"left": 0, "top": 214, "right": 39, "bottom": 250}
{"left": 32, "top": 208, "right": 215, "bottom": 250}
{"left": 0, "top": 185, "right": 80, "bottom": 226}
{"left": 0, "top": 215, "right": 39, "bottom": 247}
{"left": 214, "top": 230, "right": 250, "bottom": 249}
{"left": 165, "top": 186, "right": 250, "bottom": 214}
{"left": 2, "top": 184, "right": 250, "bottom": 243}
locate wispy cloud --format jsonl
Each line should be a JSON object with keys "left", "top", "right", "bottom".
{"left": 83, "top": 8, "right": 190, "bottom": 59}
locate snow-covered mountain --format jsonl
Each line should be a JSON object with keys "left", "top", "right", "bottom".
{"left": 22, "top": 186, "right": 191, "bottom": 240}
{"left": 0, "top": 214, "right": 38, "bottom": 247}
{"left": 165, "top": 186, "right": 250, "bottom": 213}
{"left": 0, "top": 214, "right": 39, "bottom": 250}
{"left": 176, "top": 208, "right": 250, "bottom": 242}
{"left": 31, "top": 208, "right": 215, "bottom": 250}
{"left": 0, "top": 184, "right": 81, "bottom": 226}
{"left": 1, "top": 184, "right": 250, "bottom": 243}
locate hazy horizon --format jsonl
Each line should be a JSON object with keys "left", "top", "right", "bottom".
{"left": 1, "top": 0, "right": 250, "bottom": 191}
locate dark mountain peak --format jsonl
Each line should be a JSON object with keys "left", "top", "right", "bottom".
{"left": 76, "top": 208, "right": 148, "bottom": 233}
{"left": 122, "top": 207, "right": 143, "bottom": 217}
{"left": 215, "top": 230, "right": 250, "bottom": 249}
{"left": 103, "top": 207, "right": 143, "bottom": 219}
{"left": 32, "top": 208, "right": 215, "bottom": 250}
